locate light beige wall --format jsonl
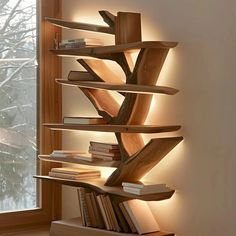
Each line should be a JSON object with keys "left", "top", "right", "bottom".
{"left": 61, "top": 0, "right": 236, "bottom": 235}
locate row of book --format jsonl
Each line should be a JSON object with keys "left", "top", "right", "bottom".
{"left": 49, "top": 167, "right": 100, "bottom": 180}
{"left": 50, "top": 140, "right": 121, "bottom": 162}
{"left": 58, "top": 38, "right": 103, "bottom": 49}
{"left": 77, "top": 187, "right": 160, "bottom": 234}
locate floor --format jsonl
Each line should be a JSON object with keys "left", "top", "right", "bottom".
{"left": 1, "top": 227, "right": 50, "bottom": 236}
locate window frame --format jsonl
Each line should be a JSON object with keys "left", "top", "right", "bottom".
{"left": 0, "top": 0, "right": 62, "bottom": 232}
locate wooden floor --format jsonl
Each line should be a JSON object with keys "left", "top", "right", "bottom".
{"left": 1, "top": 227, "right": 50, "bottom": 236}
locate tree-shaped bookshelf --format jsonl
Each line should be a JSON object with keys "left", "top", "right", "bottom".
{"left": 36, "top": 10, "right": 183, "bottom": 236}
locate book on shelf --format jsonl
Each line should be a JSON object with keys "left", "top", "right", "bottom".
{"left": 123, "top": 186, "right": 171, "bottom": 195}
{"left": 89, "top": 150, "right": 121, "bottom": 158}
{"left": 49, "top": 167, "right": 100, "bottom": 180}
{"left": 109, "top": 196, "right": 132, "bottom": 233}
{"left": 76, "top": 188, "right": 161, "bottom": 234}
{"left": 50, "top": 150, "right": 86, "bottom": 158}
{"left": 119, "top": 202, "right": 137, "bottom": 233}
{"left": 91, "top": 154, "right": 121, "bottom": 161}
{"left": 49, "top": 171, "right": 100, "bottom": 180}
{"left": 122, "top": 181, "right": 167, "bottom": 189}
{"left": 59, "top": 38, "right": 103, "bottom": 49}
{"left": 63, "top": 116, "right": 107, "bottom": 125}
{"left": 90, "top": 192, "right": 105, "bottom": 229}
{"left": 90, "top": 141, "right": 119, "bottom": 150}
{"left": 77, "top": 188, "right": 92, "bottom": 227}
{"left": 123, "top": 199, "right": 160, "bottom": 234}
{"left": 61, "top": 38, "right": 103, "bottom": 45}
{"left": 89, "top": 146, "right": 120, "bottom": 153}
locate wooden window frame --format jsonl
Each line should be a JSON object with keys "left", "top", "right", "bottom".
{"left": 0, "top": 0, "right": 62, "bottom": 232}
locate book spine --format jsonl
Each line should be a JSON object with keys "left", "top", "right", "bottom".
{"left": 77, "top": 188, "right": 86, "bottom": 226}
{"left": 89, "top": 150, "right": 121, "bottom": 157}
{"left": 90, "top": 192, "right": 105, "bottom": 229}
{"left": 78, "top": 188, "right": 92, "bottom": 227}
{"left": 85, "top": 192, "right": 98, "bottom": 227}
{"left": 101, "top": 195, "right": 113, "bottom": 230}
{"left": 96, "top": 195, "right": 110, "bottom": 230}
{"left": 106, "top": 195, "right": 122, "bottom": 232}
{"left": 119, "top": 202, "right": 137, "bottom": 233}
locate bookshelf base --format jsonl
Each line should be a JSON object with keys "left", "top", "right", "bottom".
{"left": 50, "top": 218, "right": 174, "bottom": 236}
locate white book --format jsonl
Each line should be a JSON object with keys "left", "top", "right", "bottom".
{"left": 52, "top": 150, "right": 84, "bottom": 154}
{"left": 123, "top": 200, "right": 160, "bottom": 234}
{"left": 49, "top": 172, "right": 100, "bottom": 180}
{"left": 63, "top": 116, "right": 106, "bottom": 125}
{"left": 50, "top": 167, "right": 100, "bottom": 175}
{"left": 61, "top": 38, "right": 103, "bottom": 44}
{"left": 122, "top": 181, "right": 166, "bottom": 190}
{"left": 123, "top": 186, "right": 171, "bottom": 195}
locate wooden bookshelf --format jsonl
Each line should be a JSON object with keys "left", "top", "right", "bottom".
{"left": 39, "top": 155, "right": 120, "bottom": 168}
{"left": 56, "top": 80, "right": 179, "bottom": 95}
{"left": 34, "top": 176, "right": 175, "bottom": 202}
{"left": 43, "top": 10, "right": 182, "bottom": 236}
{"left": 50, "top": 218, "right": 174, "bottom": 236}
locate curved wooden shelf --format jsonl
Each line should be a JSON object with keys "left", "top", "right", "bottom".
{"left": 56, "top": 79, "right": 179, "bottom": 95}
{"left": 34, "top": 175, "right": 175, "bottom": 201}
{"left": 39, "top": 155, "right": 120, "bottom": 168}
{"left": 51, "top": 218, "right": 174, "bottom": 236}
{"left": 43, "top": 123, "right": 181, "bottom": 133}
{"left": 50, "top": 41, "right": 178, "bottom": 57}
{"left": 45, "top": 17, "right": 114, "bottom": 34}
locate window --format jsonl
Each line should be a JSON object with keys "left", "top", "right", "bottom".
{"left": 0, "top": 0, "right": 61, "bottom": 231}
{"left": 0, "top": 0, "right": 37, "bottom": 213}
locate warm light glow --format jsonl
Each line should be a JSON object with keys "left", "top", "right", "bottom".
{"left": 157, "top": 50, "right": 176, "bottom": 86}
{"left": 140, "top": 140, "right": 185, "bottom": 197}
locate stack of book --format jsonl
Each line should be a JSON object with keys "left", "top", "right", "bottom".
{"left": 50, "top": 150, "right": 95, "bottom": 162}
{"left": 63, "top": 116, "right": 107, "bottom": 125}
{"left": 49, "top": 167, "right": 100, "bottom": 180}
{"left": 77, "top": 187, "right": 160, "bottom": 234}
{"left": 50, "top": 150, "right": 85, "bottom": 157}
{"left": 59, "top": 38, "right": 103, "bottom": 49}
{"left": 88, "top": 141, "right": 121, "bottom": 161}
{"left": 122, "top": 181, "right": 171, "bottom": 195}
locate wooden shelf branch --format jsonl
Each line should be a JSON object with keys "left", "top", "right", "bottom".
{"left": 45, "top": 17, "right": 114, "bottom": 34}
{"left": 56, "top": 80, "right": 178, "bottom": 95}
{"left": 38, "top": 155, "right": 120, "bottom": 168}
{"left": 99, "top": 10, "right": 116, "bottom": 29}
{"left": 50, "top": 41, "right": 178, "bottom": 57}
{"left": 105, "top": 137, "right": 183, "bottom": 186}
{"left": 77, "top": 59, "right": 123, "bottom": 84}
{"left": 43, "top": 123, "right": 181, "bottom": 133}
{"left": 80, "top": 88, "right": 120, "bottom": 122}
{"left": 34, "top": 176, "right": 174, "bottom": 202}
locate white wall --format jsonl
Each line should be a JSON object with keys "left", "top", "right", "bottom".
{"left": 61, "top": 0, "right": 236, "bottom": 235}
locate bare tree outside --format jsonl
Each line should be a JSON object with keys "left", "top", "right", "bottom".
{"left": 0, "top": 0, "right": 37, "bottom": 211}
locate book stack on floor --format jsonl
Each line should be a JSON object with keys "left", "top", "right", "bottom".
{"left": 77, "top": 187, "right": 160, "bottom": 234}
{"left": 122, "top": 181, "right": 171, "bottom": 195}
{"left": 88, "top": 141, "right": 121, "bottom": 161}
{"left": 59, "top": 38, "right": 103, "bottom": 49}
{"left": 49, "top": 167, "right": 100, "bottom": 180}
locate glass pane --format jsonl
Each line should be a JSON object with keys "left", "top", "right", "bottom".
{"left": 0, "top": 0, "right": 37, "bottom": 212}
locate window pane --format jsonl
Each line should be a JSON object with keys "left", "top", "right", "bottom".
{"left": 0, "top": 0, "right": 37, "bottom": 212}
